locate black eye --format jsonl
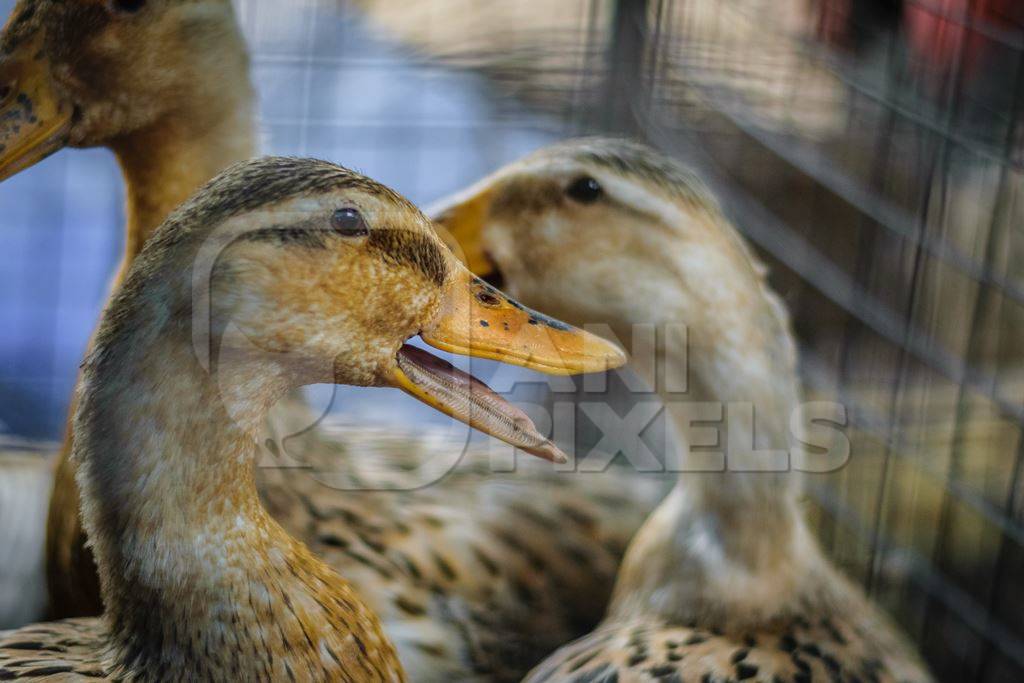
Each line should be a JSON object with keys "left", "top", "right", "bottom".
{"left": 332, "top": 208, "right": 368, "bottom": 237}
{"left": 108, "top": 0, "right": 146, "bottom": 13}
{"left": 565, "top": 176, "right": 603, "bottom": 204}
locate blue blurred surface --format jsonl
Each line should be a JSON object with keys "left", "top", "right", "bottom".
{"left": 0, "top": 0, "right": 559, "bottom": 439}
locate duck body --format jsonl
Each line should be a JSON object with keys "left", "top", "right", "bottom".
{"left": 261, "top": 452, "right": 662, "bottom": 681}
{"left": 1, "top": 156, "right": 626, "bottom": 680}
{"left": 526, "top": 488, "right": 929, "bottom": 683}
{"left": 431, "top": 137, "right": 934, "bottom": 683}
{"left": 525, "top": 609, "right": 925, "bottom": 683}
{"left": 0, "top": 5, "right": 665, "bottom": 675}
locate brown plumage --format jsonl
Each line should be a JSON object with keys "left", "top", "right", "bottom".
{"left": 430, "top": 138, "right": 934, "bottom": 683}
{"left": 1, "top": 0, "right": 259, "bottom": 620}
{"left": 526, "top": 610, "right": 924, "bottom": 683}
{"left": 259, "top": 445, "right": 663, "bottom": 681}
{"left": 0, "top": 5, "right": 665, "bottom": 679}
{"left": 0, "top": 156, "right": 627, "bottom": 680}
{"left": 0, "top": 619, "right": 109, "bottom": 678}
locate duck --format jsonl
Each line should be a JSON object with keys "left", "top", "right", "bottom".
{"left": 353, "top": 0, "right": 847, "bottom": 139}
{"left": 2, "top": 3, "right": 671, "bottom": 679}
{"left": 0, "top": 155, "right": 632, "bottom": 680}
{"left": 0, "top": 4, "right": 667, "bottom": 669}
{"left": 429, "top": 137, "right": 934, "bottom": 682}
{"left": 1, "top": 0, "right": 258, "bottom": 618}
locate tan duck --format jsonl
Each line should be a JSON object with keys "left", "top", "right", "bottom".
{"left": 0, "top": 155, "right": 630, "bottom": 680}
{"left": 355, "top": 0, "right": 847, "bottom": 139}
{"left": 430, "top": 137, "right": 934, "bottom": 682}
{"left": 0, "top": 6, "right": 666, "bottom": 674}
{"left": 0, "top": 0, "right": 257, "bottom": 618}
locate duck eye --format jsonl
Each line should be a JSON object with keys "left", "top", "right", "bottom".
{"left": 332, "top": 208, "right": 368, "bottom": 237}
{"left": 565, "top": 176, "right": 603, "bottom": 204}
{"left": 108, "top": 0, "right": 146, "bottom": 12}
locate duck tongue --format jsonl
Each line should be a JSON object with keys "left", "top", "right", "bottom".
{"left": 395, "top": 344, "right": 567, "bottom": 463}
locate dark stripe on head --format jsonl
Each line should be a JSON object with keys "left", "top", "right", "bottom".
{"left": 91, "top": 157, "right": 426, "bottom": 371}
{"left": 203, "top": 158, "right": 450, "bottom": 285}
{"left": 367, "top": 225, "right": 449, "bottom": 287}
{"left": 240, "top": 221, "right": 330, "bottom": 250}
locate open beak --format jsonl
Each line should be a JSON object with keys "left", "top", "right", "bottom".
{"left": 388, "top": 267, "right": 627, "bottom": 464}
{"left": 0, "top": 36, "right": 73, "bottom": 182}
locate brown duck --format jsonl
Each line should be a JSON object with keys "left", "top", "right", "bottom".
{"left": 431, "top": 137, "right": 935, "bottom": 683}
{"left": 0, "top": 155, "right": 627, "bottom": 680}
{"left": 0, "top": 0, "right": 258, "bottom": 620}
{"left": 0, "top": 5, "right": 665, "bottom": 678}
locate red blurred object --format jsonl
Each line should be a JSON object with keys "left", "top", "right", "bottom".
{"left": 904, "top": 0, "right": 1022, "bottom": 80}
{"left": 815, "top": 0, "right": 854, "bottom": 48}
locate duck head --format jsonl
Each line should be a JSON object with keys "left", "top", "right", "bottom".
{"left": 100, "top": 157, "right": 626, "bottom": 463}
{"left": 428, "top": 142, "right": 817, "bottom": 623}
{"left": 429, "top": 138, "right": 789, "bottom": 362}
{"left": 431, "top": 139, "right": 730, "bottom": 339}
{"left": 0, "top": 0, "right": 250, "bottom": 180}
{"left": 429, "top": 137, "right": 805, "bottom": 486}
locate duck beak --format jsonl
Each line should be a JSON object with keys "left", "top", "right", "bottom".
{"left": 423, "top": 267, "right": 626, "bottom": 375}
{"left": 428, "top": 186, "right": 497, "bottom": 278}
{"left": 387, "top": 267, "right": 627, "bottom": 463}
{"left": 0, "top": 36, "right": 73, "bottom": 182}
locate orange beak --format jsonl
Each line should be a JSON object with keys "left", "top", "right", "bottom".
{"left": 387, "top": 263, "right": 627, "bottom": 463}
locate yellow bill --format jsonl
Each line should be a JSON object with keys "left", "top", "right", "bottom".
{"left": 388, "top": 266, "right": 627, "bottom": 463}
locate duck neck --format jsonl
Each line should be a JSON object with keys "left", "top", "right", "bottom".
{"left": 110, "top": 86, "right": 257, "bottom": 277}
{"left": 74, "top": 322, "right": 400, "bottom": 680}
{"left": 607, "top": 257, "right": 822, "bottom": 629}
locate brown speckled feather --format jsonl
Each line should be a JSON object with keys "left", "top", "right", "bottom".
{"left": 526, "top": 613, "right": 930, "bottom": 683}
{"left": 429, "top": 138, "right": 934, "bottom": 683}
{"left": 259, "top": 421, "right": 667, "bottom": 681}
{"left": 0, "top": 618, "right": 109, "bottom": 680}
{"left": 21, "top": 412, "right": 666, "bottom": 680}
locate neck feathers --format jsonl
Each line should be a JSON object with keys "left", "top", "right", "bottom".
{"left": 655, "top": 213, "right": 804, "bottom": 507}
{"left": 73, "top": 300, "right": 402, "bottom": 680}
{"left": 610, "top": 213, "right": 820, "bottom": 627}
{"left": 112, "top": 71, "right": 257, "bottom": 272}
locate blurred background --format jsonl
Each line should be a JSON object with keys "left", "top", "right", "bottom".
{"left": 1, "top": 0, "right": 1023, "bottom": 680}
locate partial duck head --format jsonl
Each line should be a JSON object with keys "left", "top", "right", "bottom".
{"left": 75, "top": 157, "right": 624, "bottom": 679}
{"left": 0, "top": 0, "right": 251, "bottom": 178}
{"left": 90, "top": 156, "right": 626, "bottom": 464}
{"left": 430, "top": 137, "right": 798, "bottom": 411}
{"left": 0, "top": 0, "right": 255, "bottom": 258}
{"left": 431, "top": 139, "right": 818, "bottom": 627}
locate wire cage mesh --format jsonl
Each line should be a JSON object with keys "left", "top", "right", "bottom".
{"left": 0, "top": 0, "right": 567, "bottom": 440}
{"left": 354, "top": 0, "right": 1024, "bottom": 680}
{"left": 0, "top": 0, "right": 1022, "bottom": 679}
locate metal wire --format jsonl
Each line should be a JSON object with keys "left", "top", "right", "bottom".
{"left": 349, "top": 0, "right": 1023, "bottom": 678}
{"left": 1, "top": 0, "right": 1021, "bottom": 677}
